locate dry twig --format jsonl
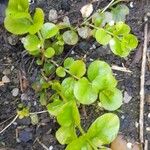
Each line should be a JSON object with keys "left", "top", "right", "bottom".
{"left": 139, "top": 14, "right": 148, "bottom": 148}
{"left": 111, "top": 65, "right": 132, "bottom": 73}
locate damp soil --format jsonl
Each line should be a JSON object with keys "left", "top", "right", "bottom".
{"left": 0, "top": 0, "right": 150, "bottom": 150}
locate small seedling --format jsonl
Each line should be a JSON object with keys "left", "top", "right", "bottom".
{"left": 4, "top": 0, "right": 138, "bottom": 149}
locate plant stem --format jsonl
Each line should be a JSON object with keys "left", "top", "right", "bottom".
{"left": 78, "top": 124, "right": 85, "bottom": 135}
{"left": 50, "top": 60, "right": 80, "bottom": 80}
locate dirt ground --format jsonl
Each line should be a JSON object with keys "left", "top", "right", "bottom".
{"left": 0, "top": 0, "right": 150, "bottom": 150}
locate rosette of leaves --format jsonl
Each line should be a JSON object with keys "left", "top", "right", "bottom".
{"left": 53, "top": 58, "right": 122, "bottom": 111}
{"left": 91, "top": 5, "right": 138, "bottom": 57}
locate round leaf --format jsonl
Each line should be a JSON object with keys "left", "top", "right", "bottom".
{"left": 92, "top": 74, "right": 117, "bottom": 92}
{"left": 74, "top": 77, "right": 98, "bottom": 105}
{"left": 95, "top": 28, "right": 112, "bottom": 45}
{"left": 63, "top": 30, "right": 78, "bottom": 45}
{"left": 22, "top": 34, "right": 41, "bottom": 51}
{"left": 56, "top": 126, "right": 77, "bottom": 145}
{"left": 66, "top": 136, "right": 93, "bottom": 150}
{"left": 99, "top": 88, "right": 122, "bottom": 111}
{"left": 121, "top": 34, "right": 138, "bottom": 50}
{"left": 41, "top": 22, "right": 59, "bottom": 39}
{"left": 64, "top": 57, "right": 74, "bottom": 69}
{"left": 115, "top": 22, "right": 130, "bottom": 35}
{"left": 44, "top": 47, "right": 55, "bottom": 58}
{"left": 56, "top": 67, "right": 66, "bottom": 77}
{"left": 4, "top": 17, "right": 31, "bottom": 35}
{"left": 69, "top": 60, "right": 86, "bottom": 78}
{"left": 29, "top": 8, "right": 44, "bottom": 34}
{"left": 47, "top": 99, "right": 64, "bottom": 116}
{"left": 109, "top": 38, "right": 127, "bottom": 57}
{"left": 61, "top": 77, "right": 76, "bottom": 99}
{"left": 87, "top": 113, "right": 120, "bottom": 146}
{"left": 87, "top": 60, "right": 112, "bottom": 81}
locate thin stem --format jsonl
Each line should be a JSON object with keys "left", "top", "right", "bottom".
{"left": 29, "top": 110, "right": 48, "bottom": 115}
{"left": 101, "top": 0, "right": 114, "bottom": 13}
{"left": 50, "top": 60, "right": 80, "bottom": 80}
{"left": 78, "top": 124, "right": 85, "bottom": 135}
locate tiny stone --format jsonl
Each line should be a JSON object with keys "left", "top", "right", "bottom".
{"left": 11, "top": 88, "right": 19, "bottom": 97}
{"left": 146, "top": 127, "right": 150, "bottom": 131}
{"left": 49, "top": 9, "right": 58, "bottom": 23}
{"left": 127, "top": 142, "right": 132, "bottom": 149}
{"left": 2, "top": 69, "right": 11, "bottom": 75}
{"left": 2, "top": 75, "right": 10, "bottom": 83}
{"left": 11, "top": 66, "right": 15, "bottom": 71}
{"left": 63, "top": 16, "right": 70, "bottom": 26}
{"left": 13, "top": 122, "right": 17, "bottom": 125}
{"left": 71, "top": 51, "right": 75, "bottom": 55}
{"left": 148, "top": 113, "right": 150, "bottom": 118}
{"left": 49, "top": 146, "right": 53, "bottom": 150}
{"left": 123, "top": 91, "right": 132, "bottom": 103}
{"left": 145, "top": 79, "right": 150, "bottom": 85}
{"left": 8, "top": 35, "right": 19, "bottom": 45}
{"left": 129, "top": 2, "right": 134, "bottom": 8}
{"left": 21, "top": 93, "right": 28, "bottom": 101}
{"left": 135, "top": 122, "right": 139, "bottom": 128}
{"left": 121, "top": 115, "right": 125, "bottom": 119}
{"left": 89, "top": 58, "right": 94, "bottom": 62}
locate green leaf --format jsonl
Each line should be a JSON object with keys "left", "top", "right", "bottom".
{"left": 86, "top": 113, "right": 120, "bottom": 146}
{"left": 87, "top": 60, "right": 112, "bottom": 81}
{"left": 40, "top": 92, "right": 47, "bottom": 106}
{"left": 69, "top": 60, "right": 86, "bottom": 78}
{"left": 47, "top": 99, "right": 64, "bottom": 116}
{"left": 92, "top": 74, "right": 117, "bottom": 92}
{"left": 56, "top": 126, "right": 77, "bottom": 145}
{"left": 28, "top": 8, "right": 44, "bottom": 34}
{"left": 6, "top": 0, "right": 29, "bottom": 17}
{"left": 114, "top": 22, "right": 130, "bottom": 35}
{"left": 74, "top": 77, "right": 98, "bottom": 105}
{"left": 44, "top": 47, "right": 55, "bottom": 58}
{"left": 43, "top": 62, "right": 55, "bottom": 76}
{"left": 99, "top": 88, "right": 122, "bottom": 111}
{"left": 121, "top": 34, "right": 138, "bottom": 50}
{"left": 40, "top": 78, "right": 50, "bottom": 89}
{"left": 22, "top": 34, "right": 41, "bottom": 51}
{"left": 64, "top": 57, "right": 74, "bottom": 69}
{"left": 95, "top": 28, "right": 112, "bottom": 45}
{"left": 63, "top": 30, "right": 78, "bottom": 45}
{"left": 92, "top": 12, "right": 104, "bottom": 27}
{"left": 57, "top": 101, "right": 80, "bottom": 126}
{"left": 66, "top": 135, "right": 93, "bottom": 150}
{"left": 52, "top": 41, "right": 64, "bottom": 55}
{"left": 4, "top": 17, "right": 31, "bottom": 35}
{"left": 17, "top": 107, "right": 30, "bottom": 119}
{"left": 56, "top": 67, "right": 66, "bottom": 77}
{"left": 111, "top": 4, "right": 129, "bottom": 22}
{"left": 61, "top": 77, "right": 76, "bottom": 100}
{"left": 41, "top": 23, "right": 59, "bottom": 39}
{"left": 109, "top": 38, "right": 127, "bottom": 57}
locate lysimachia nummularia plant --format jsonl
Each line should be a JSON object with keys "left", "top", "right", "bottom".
{"left": 4, "top": 0, "right": 138, "bottom": 149}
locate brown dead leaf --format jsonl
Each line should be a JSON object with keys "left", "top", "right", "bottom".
{"left": 111, "top": 135, "right": 127, "bottom": 150}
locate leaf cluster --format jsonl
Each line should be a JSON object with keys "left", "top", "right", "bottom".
{"left": 4, "top": 0, "right": 138, "bottom": 149}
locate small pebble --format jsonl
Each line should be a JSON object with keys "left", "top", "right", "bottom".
{"left": 21, "top": 93, "right": 28, "bottom": 101}
{"left": 127, "top": 142, "right": 133, "bottom": 149}
{"left": 146, "top": 127, "right": 150, "bottom": 131}
{"left": 49, "top": 9, "right": 58, "bottom": 23}
{"left": 123, "top": 91, "right": 132, "bottom": 103}
{"left": 63, "top": 16, "right": 70, "bottom": 26}
{"left": 148, "top": 113, "right": 150, "bottom": 118}
{"left": 135, "top": 122, "right": 139, "bottom": 128}
{"left": 129, "top": 2, "right": 134, "bottom": 8}
{"left": 8, "top": 35, "right": 19, "bottom": 45}
{"left": 121, "top": 115, "right": 125, "bottom": 120}
{"left": 2, "top": 75, "right": 10, "bottom": 83}
{"left": 11, "top": 88, "right": 19, "bottom": 97}
{"left": 2, "top": 69, "right": 11, "bottom": 75}
{"left": 49, "top": 146, "right": 53, "bottom": 150}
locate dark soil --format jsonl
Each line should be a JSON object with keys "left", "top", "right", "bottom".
{"left": 0, "top": 0, "right": 150, "bottom": 150}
